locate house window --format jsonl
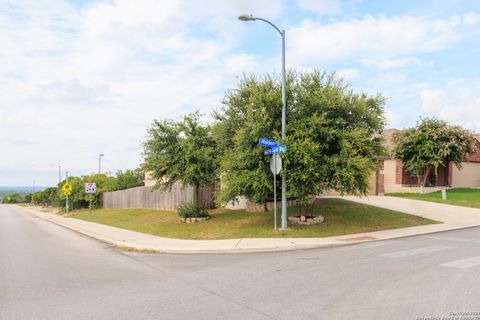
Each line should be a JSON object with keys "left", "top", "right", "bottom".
{"left": 410, "top": 169, "right": 424, "bottom": 177}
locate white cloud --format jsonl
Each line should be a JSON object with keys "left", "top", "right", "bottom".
{"left": 463, "top": 12, "right": 480, "bottom": 26}
{"left": 1, "top": 0, "right": 479, "bottom": 186}
{"left": 0, "top": 0, "right": 284, "bottom": 185}
{"left": 421, "top": 86, "right": 480, "bottom": 130}
{"left": 288, "top": 14, "right": 478, "bottom": 65}
{"left": 337, "top": 68, "right": 359, "bottom": 80}
{"left": 297, "top": 0, "right": 342, "bottom": 15}
{"left": 361, "top": 57, "right": 423, "bottom": 70}
{"left": 385, "top": 108, "right": 404, "bottom": 129}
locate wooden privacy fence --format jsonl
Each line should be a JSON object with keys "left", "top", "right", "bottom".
{"left": 101, "top": 184, "right": 215, "bottom": 210}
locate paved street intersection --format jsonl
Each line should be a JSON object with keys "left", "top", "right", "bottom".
{"left": 1, "top": 204, "right": 480, "bottom": 320}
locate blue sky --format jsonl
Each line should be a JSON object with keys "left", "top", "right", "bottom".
{"left": 1, "top": 0, "right": 480, "bottom": 186}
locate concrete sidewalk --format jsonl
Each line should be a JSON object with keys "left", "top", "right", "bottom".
{"left": 13, "top": 196, "right": 480, "bottom": 253}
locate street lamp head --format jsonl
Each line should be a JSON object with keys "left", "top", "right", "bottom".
{"left": 238, "top": 14, "right": 256, "bottom": 21}
{"left": 99, "top": 154, "right": 104, "bottom": 157}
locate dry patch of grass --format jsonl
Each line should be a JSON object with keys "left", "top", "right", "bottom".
{"left": 71, "top": 198, "right": 438, "bottom": 240}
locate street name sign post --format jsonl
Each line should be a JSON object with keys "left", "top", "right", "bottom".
{"left": 270, "top": 154, "right": 282, "bottom": 231}
{"left": 259, "top": 138, "right": 287, "bottom": 231}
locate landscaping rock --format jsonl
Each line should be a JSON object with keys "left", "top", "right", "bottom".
{"left": 182, "top": 217, "right": 211, "bottom": 223}
{"left": 288, "top": 215, "right": 325, "bottom": 226}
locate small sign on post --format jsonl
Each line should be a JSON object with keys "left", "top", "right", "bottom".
{"left": 259, "top": 137, "right": 287, "bottom": 231}
{"left": 270, "top": 154, "right": 282, "bottom": 175}
{"left": 270, "top": 154, "right": 282, "bottom": 232}
{"left": 62, "top": 183, "right": 72, "bottom": 196}
{"left": 85, "top": 182, "right": 96, "bottom": 194}
{"left": 85, "top": 182, "right": 97, "bottom": 215}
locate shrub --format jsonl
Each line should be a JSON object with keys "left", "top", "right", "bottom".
{"left": 177, "top": 202, "right": 209, "bottom": 219}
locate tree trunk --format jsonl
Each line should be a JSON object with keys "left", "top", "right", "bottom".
{"left": 195, "top": 183, "right": 200, "bottom": 209}
{"left": 422, "top": 167, "right": 431, "bottom": 187}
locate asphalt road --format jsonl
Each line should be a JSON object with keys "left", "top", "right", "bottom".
{"left": 1, "top": 204, "right": 480, "bottom": 320}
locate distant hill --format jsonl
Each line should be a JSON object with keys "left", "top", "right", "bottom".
{"left": 0, "top": 186, "right": 47, "bottom": 193}
{"left": 0, "top": 186, "right": 47, "bottom": 200}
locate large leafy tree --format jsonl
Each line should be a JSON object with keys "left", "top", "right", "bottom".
{"left": 143, "top": 112, "right": 218, "bottom": 208}
{"left": 214, "top": 70, "right": 385, "bottom": 208}
{"left": 32, "top": 187, "right": 60, "bottom": 206}
{"left": 115, "top": 168, "right": 145, "bottom": 190}
{"left": 393, "top": 118, "right": 475, "bottom": 186}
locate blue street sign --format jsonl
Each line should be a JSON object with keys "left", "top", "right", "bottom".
{"left": 264, "top": 145, "right": 287, "bottom": 155}
{"left": 259, "top": 138, "right": 278, "bottom": 147}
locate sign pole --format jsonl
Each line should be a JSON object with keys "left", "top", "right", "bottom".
{"left": 66, "top": 171, "right": 69, "bottom": 214}
{"left": 262, "top": 138, "right": 285, "bottom": 231}
{"left": 273, "top": 155, "right": 277, "bottom": 232}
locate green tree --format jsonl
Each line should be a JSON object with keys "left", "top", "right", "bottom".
{"left": 32, "top": 187, "right": 58, "bottom": 206}
{"left": 115, "top": 168, "right": 145, "bottom": 190}
{"left": 393, "top": 118, "right": 475, "bottom": 186}
{"left": 59, "top": 176, "right": 86, "bottom": 210}
{"left": 2, "top": 193, "right": 22, "bottom": 204}
{"left": 44, "top": 187, "right": 60, "bottom": 206}
{"left": 58, "top": 174, "right": 118, "bottom": 210}
{"left": 85, "top": 173, "right": 118, "bottom": 193}
{"left": 24, "top": 193, "right": 32, "bottom": 203}
{"left": 83, "top": 173, "right": 118, "bottom": 208}
{"left": 214, "top": 70, "right": 385, "bottom": 209}
{"left": 143, "top": 112, "right": 218, "bottom": 208}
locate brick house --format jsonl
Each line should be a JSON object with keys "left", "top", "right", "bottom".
{"left": 371, "top": 129, "right": 480, "bottom": 194}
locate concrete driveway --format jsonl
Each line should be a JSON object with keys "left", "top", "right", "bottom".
{"left": 343, "top": 195, "right": 480, "bottom": 227}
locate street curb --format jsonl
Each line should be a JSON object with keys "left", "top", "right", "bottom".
{"left": 13, "top": 204, "right": 480, "bottom": 254}
{"left": 24, "top": 211, "right": 348, "bottom": 253}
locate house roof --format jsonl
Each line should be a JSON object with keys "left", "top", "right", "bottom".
{"left": 474, "top": 133, "right": 480, "bottom": 143}
{"left": 380, "top": 128, "right": 399, "bottom": 153}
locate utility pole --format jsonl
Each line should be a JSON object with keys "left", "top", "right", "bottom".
{"left": 58, "top": 165, "right": 61, "bottom": 184}
{"left": 99, "top": 154, "right": 104, "bottom": 173}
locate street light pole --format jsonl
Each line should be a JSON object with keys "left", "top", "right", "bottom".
{"left": 239, "top": 14, "right": 288, "bottom": 230}
{"left": 98, "top": 154, "right": 104, "bottom": 174}
{"left": 58, "top": 165, "right": 61, "bottom": 184}
{"left": 280, "top": 28, "right": 287, "bottom": 231}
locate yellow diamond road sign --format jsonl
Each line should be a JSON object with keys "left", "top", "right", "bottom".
{"left": 62, "top": 183, "right": 72, "bottom": 192}
{"left": 63, "top": 190, "right": 71, "bottom": 196}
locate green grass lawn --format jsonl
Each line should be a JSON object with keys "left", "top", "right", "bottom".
{"left": 388, "top": 188, "right": 480, "bottom": 209}
{"left": 70, "top": 198, "right": 438, "bottom": 240}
